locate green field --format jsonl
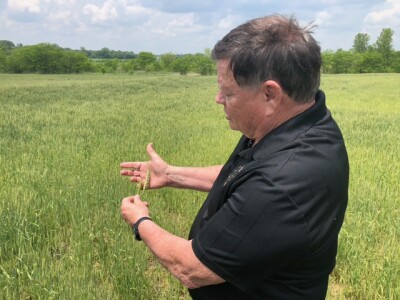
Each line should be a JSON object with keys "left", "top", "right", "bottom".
{"left": 0, "top": 73, "right": 399, "bottom": 299}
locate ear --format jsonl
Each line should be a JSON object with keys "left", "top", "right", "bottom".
{"left": 261, "top": 80, "right": 283, "bottom": 116}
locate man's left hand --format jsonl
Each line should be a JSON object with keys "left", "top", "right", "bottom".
{"left": 121, "top": 195, "right": 150, "bottom": 226}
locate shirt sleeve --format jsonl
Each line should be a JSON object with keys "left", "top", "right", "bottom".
{"left": 191, "top": 171, "right": 311, "bottom": 292}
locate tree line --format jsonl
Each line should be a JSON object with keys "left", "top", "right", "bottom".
{"left": 0, "top": 41, "right": 214, "bottom": 75}
{"left": 0, "top": 27, "right": 398, "bottom": 75}
{"left": 322, "top": 28, "right": 400, "bottom": 73}
{"left": 80, "top": 47, "right": 136, "bottom": 59}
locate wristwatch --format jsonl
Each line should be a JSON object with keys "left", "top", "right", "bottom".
{"left": 132, "top": 216, "right": 152, "bottom": 241}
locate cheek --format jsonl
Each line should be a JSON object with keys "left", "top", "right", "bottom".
{"left": 226, "top": 100, "right": 237, "bottom": 112}
{"left": 229, "top": 101, "right": 244, "bottom": 116}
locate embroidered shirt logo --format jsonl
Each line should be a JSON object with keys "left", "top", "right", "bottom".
{"left": 223, "top": 165, "right": 244, "bottom": 187}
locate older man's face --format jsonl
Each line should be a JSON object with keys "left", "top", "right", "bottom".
{"left": 215, "top": 59, "right": 267, "bottom": 140}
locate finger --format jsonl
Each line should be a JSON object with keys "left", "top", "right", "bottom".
{"left": 120, "top": 169, "right": 135, "bottom": 176}
{"left": 120, "top": 162, "right": 142, "bottom": 169}
{"left": 120, "top": 169, "right": 141, "bottom": 176}
{"left": 130, "top": 176, "right": 141, "bottom": 183}
{"left": 146, "top": 143, "right": 160, "bottom": 160}
{"left": 122, "top": 196, "right": 135, "bottom": 204}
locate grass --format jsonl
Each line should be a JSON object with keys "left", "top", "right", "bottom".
{"left": 0, "top": 73, "right": 399, "bottom": 299}
{"left": 321, "top": 74, "right": 400, "bottom": 299}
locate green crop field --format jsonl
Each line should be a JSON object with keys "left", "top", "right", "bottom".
{"left": 0, "top": 73, "right": 399, "bottom": 299}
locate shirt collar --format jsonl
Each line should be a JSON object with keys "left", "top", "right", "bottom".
{"left": 252, "top": 90, "right": 328, "bottom": 160}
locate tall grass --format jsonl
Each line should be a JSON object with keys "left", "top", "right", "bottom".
{"left": 321, "top": 74, "right": 400, "bottom": 299}
{"left": 0, "top": 73, "right": 399, "bottom": 299}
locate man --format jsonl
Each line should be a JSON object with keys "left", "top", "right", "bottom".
{"left": 120, "top": 15, "right": 349, "bottom": 299}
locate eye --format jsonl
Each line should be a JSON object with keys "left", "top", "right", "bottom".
{"left": 224, "top": 93, "right": 233, "bottom": 100}
{"left": 217, "top": 85, "right": 234, "bottom": 100}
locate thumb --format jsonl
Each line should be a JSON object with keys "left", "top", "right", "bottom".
{"left": 133, "top": 194, "right": 142, "bottom": 203}
{"left": 146, "top": 143, "right": 160, "bottom": 160}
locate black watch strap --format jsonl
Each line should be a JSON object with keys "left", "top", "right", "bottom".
{"left": 132, "top": 217, "right": 152, "bottom": 241}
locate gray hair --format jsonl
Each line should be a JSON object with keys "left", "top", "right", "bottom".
{"left": 212, "top": 15, "right": 321, "bottom": 103}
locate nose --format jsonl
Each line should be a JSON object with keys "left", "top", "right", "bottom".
{"left": 215, "top": 91, "right": 225, "bottom": 105}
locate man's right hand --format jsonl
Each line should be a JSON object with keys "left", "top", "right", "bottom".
{"left": 120, "top": 143, "right": 170, "bottom": 189}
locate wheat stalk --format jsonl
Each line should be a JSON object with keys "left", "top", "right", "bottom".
{"left": 136, "top": 168, "right": 150, "bottom": 195}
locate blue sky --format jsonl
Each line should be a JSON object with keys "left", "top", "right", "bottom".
{"left": 1, "top": 0, "right": 399, "bottom": 54}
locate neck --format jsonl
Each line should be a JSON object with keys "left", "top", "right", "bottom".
{"left": 253, "top": 98, "right": 315, "bottom": 145}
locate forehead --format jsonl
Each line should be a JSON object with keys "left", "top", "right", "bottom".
{"left": 217, "top": 59, "right": 235, "bottom": 87}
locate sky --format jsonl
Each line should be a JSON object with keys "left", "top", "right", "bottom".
{"left": 0, "top": 0, "right": 399, "bottom": 54}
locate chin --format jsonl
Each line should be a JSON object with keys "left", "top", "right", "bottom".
{"left": 228, "top": 123, "right": 239, "bottom": 131}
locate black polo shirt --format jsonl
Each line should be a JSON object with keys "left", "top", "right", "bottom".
{"left": 188, "top": 91, "right": 349, "bottom": 300}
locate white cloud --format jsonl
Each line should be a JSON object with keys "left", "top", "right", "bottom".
{"left": 145, "top": 12, "right": 203, "bottom": 36}
{"left": 53, "top": 0, "right": 77, "bottom": 4}
{"left": 315, "top": 11, "right": 331, "bottom": 25}
{"left": 319, "top": 0, "right": 344, "bottom": 4}
{"left": 81, "top": 0, "right": 158, "bottom": 25}
{"left": 83, "top": 0, "right": 119, "bottom": 23}
{"left": 218, "top": 14, "right": 239, "bottom": 30}
{"left": 48, "top": 10, "right": 81, "bottom": 29}
{"left": 364, "top": 0, "right": 400, "bottom": 26}
{"left": 167, "top": 14, "right": 195, "bottom": 28}
{"left": 8, "top": 0, "right": 41, "bottom": 13}
{"left": 49, "top": 10, "right": 71, "bottom": 22}
{"left": 1, "top": 0, "right": 398, "bottom": 53}
{"left": 125, "top": 5, "right": 154, "bottom": 16}
{"left": 362, "top": 0, "right": 400, "bottom": 48}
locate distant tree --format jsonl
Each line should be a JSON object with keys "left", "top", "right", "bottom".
{"left": 332, "top": 49, "right": 355, "bottom": 73}
{"left": 392, "top": 51, "right": 400, "bottom": 72}
{"left": 171, "top": 55, "right": 192, "bottom": 75}
{"left": 374, "top": 28, "right": 394, "bottom": 69}
{"left": 160, "top": 52, "right": 176, "bottom": 71}
{"left": 375, "top": 28, "right": 394, "bottom": 53}
{"left": 0, "top": 48, "right": 6, "bottom": 71}
{"left": 62, "top": 50, "right": 92, "bottom": 73}
{"left": 360, "top": 51, "right": 385, "bottom": 73}
{"left": 105, "top": 58, "right": 119, "bottom": 73}
{"left": 6, "top": 46, "right": 31, "bottom": 73}
{"left": 83, "top": 47, "right": 135, "bottom": 59}
{"left": 80, "top": 46, "right": 90, "bottom": 57}
{"left": 204, "top": 48, "right": 212, "bottom": 57}
{"left": 192, "top": 53, "right": 214, "bottom": 75}
{"left": 5, "top": 43, "right": 92, "bottom": 73}
{"left": 353, "top": 33, "right": 370, "bottom": 53}
{"left": 34, "top": 43, "right": 63, "bottom": 73}
{"left": 145, "top": 61, "right": 161, "bottom": 72}
{"left": 321, "top": 50, "right": 335, "bottom": 73}
{"left": 0, "top": 40, "right": 15, "bottom": 53}
{"left": 98, "top": 47, "right": 112, "bottom": 59}
{"left": 120, "top": 59, "right": 138, "bottom": 73}
{"left": 115, "top": 50, "right": 136, "bottom": 59}
{"left": 135, "top": 52, "right": 157, "bottom": 70}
